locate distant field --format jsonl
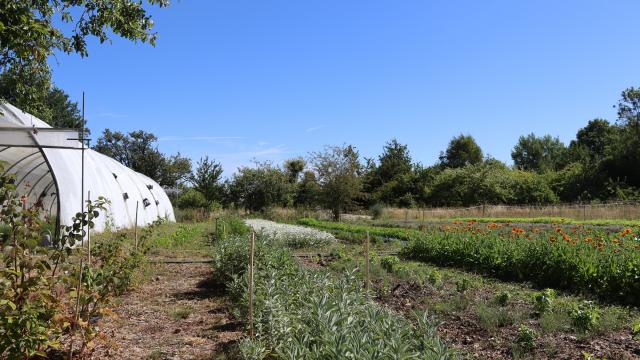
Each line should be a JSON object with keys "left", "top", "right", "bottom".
{"left": 370, "top": 216, "right": 640, "bottom": 227}
{"left": 380, "top": 203, "right": 640, "bottom": 223}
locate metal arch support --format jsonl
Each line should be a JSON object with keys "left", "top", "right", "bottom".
{"left": 48, "top": 193, "right": 58, "bottom": 216}
{"left": 26, "top": 131, "right": 63, "bottom": 241}
{"left": 15, "top": 160, "right": 47, "bottom": 188}
{"left": 41, "top": 180, "right": 56, "bottom": 197}
{"left": 1, "top": 151, "right": 40, "bottom": 176}
{"left": 26, "top": 170, "right": 51, "bottom": 198}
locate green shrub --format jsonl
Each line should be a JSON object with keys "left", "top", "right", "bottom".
{"left": 495, "top": 291, "right": 512, "bottom": 307}
{"left": 455, "top": 277, "right": 471, "bottom": 293}
{"left": 380, "top": 255, "right": 400, "bottom": 273}
{"left": 533, "top": 289, "right": 556, "bottom": 315}
{"left": 176, "top": 188, "right": 208, "bottom": 209}
{"left": 632, "top": 320, "right": 640, "bottom": 340}
{"left": 514, "top": 325, "right": 536, "bottom": 354}
{"left": 571, "top": 301, "right": 600, "bottom": 333}
{"left": 369, "top": 203, "right": 385, "bottom": 220}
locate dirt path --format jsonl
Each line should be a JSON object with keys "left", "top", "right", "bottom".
{"left": 89, "top": 262, "right": 242, "bottom": 359}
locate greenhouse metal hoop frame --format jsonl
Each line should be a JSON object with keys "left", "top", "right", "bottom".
{"left": 0, "top": 126, "right": 88, "bottom": 241}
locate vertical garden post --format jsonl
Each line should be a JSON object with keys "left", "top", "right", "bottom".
{"left": 134, "top": 201, "right": 139, "bottom": 250}
{"left": 87, "top": 191, "right": 91, "bottom": 266}
{"left": 364, "top": 231, "right": 370, "bottom": 297}
{"left": 248, "top": 231, "right": 256, "bottom": 338}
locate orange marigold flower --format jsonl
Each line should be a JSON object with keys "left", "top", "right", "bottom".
{"left": 620, "top": 228, "right": 633, "bottom": 237}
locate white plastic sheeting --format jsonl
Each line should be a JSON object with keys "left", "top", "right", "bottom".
{"left": 0, "top": 102, "right": 175, "bottom": 231}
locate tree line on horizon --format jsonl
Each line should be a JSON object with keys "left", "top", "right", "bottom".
{"left": 2, "top": 68, "right": 640, "bottom": 219}
{"left": 102, "top": 87, "right": 640, "bottom": 219}
{"left": 2, "top": 2, "right": 639, "bottom": 219}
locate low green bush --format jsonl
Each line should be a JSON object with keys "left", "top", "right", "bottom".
{"left": 380, "top": 255, "right": 400, "bottom": 273}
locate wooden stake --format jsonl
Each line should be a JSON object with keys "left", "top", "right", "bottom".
{"left": 134, "top": 201, "right": 139, "bottom": 251}
{"left": 87, "top": 191, "right": 91, "bottom": 266}
{"left": 248, "top": 231, "right": 255, "bottom": 338}
{"left": 364, "top": 231, "right": 370, "bottom": 297}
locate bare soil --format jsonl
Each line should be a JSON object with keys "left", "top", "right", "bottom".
{"left": 87, "top": 262, "right": 242, "bottom": 360}
{"left": 375, "top": 279, "right": 640, "bottom": 360}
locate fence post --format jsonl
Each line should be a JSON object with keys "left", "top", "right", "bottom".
{"left": 248, "top": 231, "right": 255, "bottom": 338}
{"left": 134, "top": 201, "right": 139, "bottom": 251}
{"left": 87, "top": 191, "right": 91, "bottom": 266}
{"left": 364, "top": 231, "right": 370, "bottom": 297}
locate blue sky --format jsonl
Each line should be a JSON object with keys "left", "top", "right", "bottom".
{"left": 49, "top": 0, "right": 640, "bottom": 176}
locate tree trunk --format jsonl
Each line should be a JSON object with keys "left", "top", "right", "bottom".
{"left": 332, "top": 207, "right": 341, "bottom": 221}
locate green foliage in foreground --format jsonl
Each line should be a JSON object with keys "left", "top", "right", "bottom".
{"left": 297, "top": 218, "right": 640, "bottom": 306}
{"left": 212, "top": 234, "right": 456, "bottom": 359}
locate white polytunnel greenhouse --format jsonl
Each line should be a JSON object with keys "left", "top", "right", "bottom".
{"left": 0, "top": 102, "right": 175, "bottom": 234}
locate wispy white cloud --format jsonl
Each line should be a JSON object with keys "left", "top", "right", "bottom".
{"left": 250, "top": 144, "right": 287, "bottom": 157}
{"left": 158, "top": 136, "right": 246, "bottom": 142}
{"left": 215, "top": 145, "right": 288, "bottom": 159}
{"left": 305, "top": 125, "right": 325, "bottom": 133}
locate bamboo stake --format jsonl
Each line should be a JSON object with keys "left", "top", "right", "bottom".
{"left": 215, "top": 217, "right": 219, "bottom": 241}
{"left": 248, "top": 231, "right": 255, "bottom": 338}
{"left": 134, "top": 201, "right": 139, "bottom": 251}
{"left": 364, "top": 231, "right": 370, "bottom": 297}
{"left": 87, "top": 191, "right": 91, "bottom": 266}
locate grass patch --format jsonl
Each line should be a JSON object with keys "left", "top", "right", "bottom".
{"left": 475, "top": 303, "right": 524, "bottom": 332}
{"left": 431, "top": 294, "right": 471, "bottom": 315}
{"left": 170, "top": 305, "right": 194, "bottom": 320}
{"left": 538, "top": 311, "right": 572, "bottom": 333}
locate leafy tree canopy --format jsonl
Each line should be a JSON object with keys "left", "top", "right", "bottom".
{"left": 93, "top": 129, "right": 191, "bottom": 188}
{"left": 284, "top": 158, "right": 306, "bottom": 183}
{"left": 377, "top": 139, "right": 412, "bottom": 183}
{"left": 439, "top": 134, "right": 483, "bottom": 168}
{"left": 0, "top": 0, "right": 168, "bottom": 71}
{"left": 310, "top": 145, "right": 362, "bottom": 220}
{"left": 188, "top": 156, "right": 223, "bottom": 204}
{"left": 225, "top": 161, "right": 292, "bottom": 212}
{"left": 511, "top": 133, "right": 566, "bottom": 172}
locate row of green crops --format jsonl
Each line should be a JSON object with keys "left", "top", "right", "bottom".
{"left": 211, "top": 233, "right": 457, "bottom": 359}
{"left": 297, "top": 218, "right": 640, "bottom": 306}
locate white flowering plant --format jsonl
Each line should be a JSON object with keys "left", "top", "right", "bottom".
{"left": 244, "top": 219, "right": 335, "bottom": 248}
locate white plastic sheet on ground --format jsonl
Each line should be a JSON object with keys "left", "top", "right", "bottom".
{"left": 0, "top": 102, "right": 175, "bottom": 231}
